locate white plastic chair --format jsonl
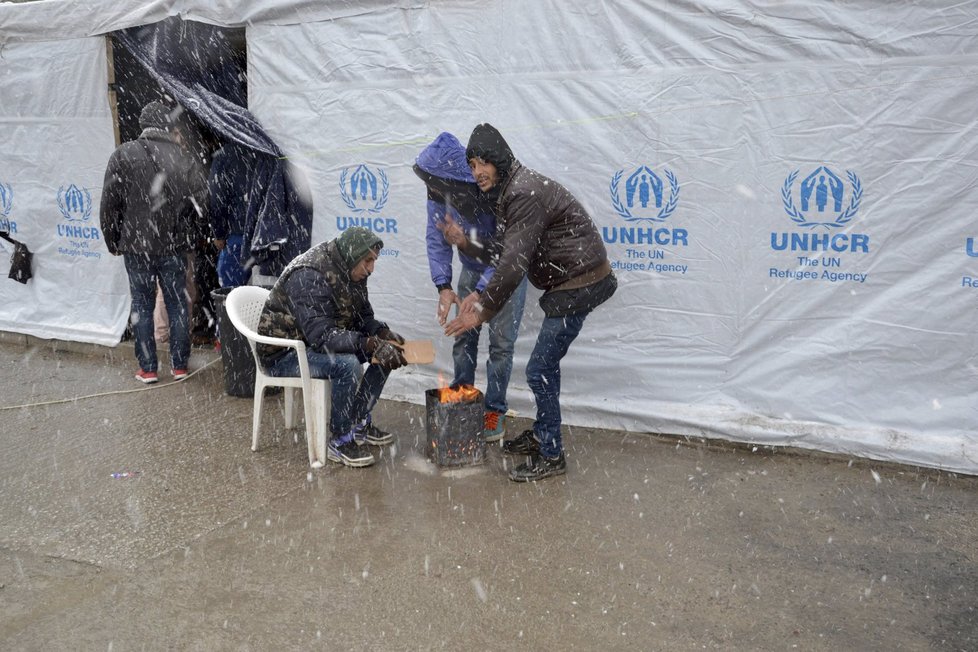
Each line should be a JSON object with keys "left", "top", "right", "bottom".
{"left": 224, "top": 286, "right": 329, "bottom": 469}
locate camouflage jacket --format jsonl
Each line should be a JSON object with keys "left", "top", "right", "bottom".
{"left": 256, "top": 240, "right": 386, "bottom": 367}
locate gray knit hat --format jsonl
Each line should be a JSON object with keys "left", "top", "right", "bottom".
{"left": 138, "top": 101, "right": 173, "bottom": 130}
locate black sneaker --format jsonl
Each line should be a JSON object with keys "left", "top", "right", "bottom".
{"left": 501, "top": 429, "right": 540, "bottom": 455}
{"left": 509, "top": 453, "right": 567, "bottom": 482}
{"left": 353, "top": 417, "right": 394, "bottom": 446}
{"left": 327, "top": 439, "right": 375, "bottom": 467}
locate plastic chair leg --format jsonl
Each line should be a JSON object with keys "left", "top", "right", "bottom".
{"left": 284, "top": 387, "right": 298, "bottom": 429}
{"left": 252, "top": 385, "right": 265, "bottom": 452}
{"left": 306, "top": 379, "right": 330, "bottom": 468}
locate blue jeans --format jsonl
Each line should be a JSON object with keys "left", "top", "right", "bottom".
{"left": 264, "top": 350, "right": 390, "bottom": 441}
{"left": 124, "top": 254, "right": 190, "bottom": 372}
{"left": 452, "top": 268, "right": 527, "bottom": 414}
{"left": 217, "top": 234, "right": 250, "bottom": 287}
{"left": 525, "top": 311, "right": 589, "bottom": 458}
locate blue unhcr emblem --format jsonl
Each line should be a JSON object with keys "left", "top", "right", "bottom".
{"left": 0, "top": 182, "right": 11, "bottom": 234}
{"left": 0, "top": 182, "right": 12, "bottom": 218}
{"left": 782, "top": 166, "right": 861, "bottom": 228}
{"left": 339, "top": 164, "right": 389, "bottom": 214}
{"left": 57, "top": 184, "right": 93, "bottom": 222}
{"left": 610, "top": 166, "right": 679, "bottom": 222}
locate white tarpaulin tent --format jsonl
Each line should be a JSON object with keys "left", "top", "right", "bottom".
{"left": 1, "top": 0, "right": 976, "bottom": 474}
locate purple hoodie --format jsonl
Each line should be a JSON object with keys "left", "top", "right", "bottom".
{"left": 413, "top": 132, "right": 499, "bottom": 292}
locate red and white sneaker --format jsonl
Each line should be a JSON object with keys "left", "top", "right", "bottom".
{"left": 135, "top": 369, "right": 159, "bottom": 384}
{"left": 172, "top": 368, "right": 188, "bottom": 381}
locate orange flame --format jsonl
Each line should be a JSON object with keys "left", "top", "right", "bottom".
{"left": 438, "top": 383, "right": 481, "bottom": 404}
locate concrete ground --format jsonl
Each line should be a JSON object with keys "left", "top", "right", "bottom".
{"left": 0, "top": 337, "right": 975, "bottom": 651}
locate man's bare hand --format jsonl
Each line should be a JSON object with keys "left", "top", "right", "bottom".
{"left": 459, "top": 291, "right": 482, "bottom": 315}
{"left": 435, "top": 213, "right": 467, "bottom": 248}
{"left": 444, "top": 310, "right": 483, "bottom": 338}
{"left": 437, "top": 288, "right": 460, "bottom": 326}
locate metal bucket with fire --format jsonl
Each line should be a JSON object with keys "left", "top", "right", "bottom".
{"left": 425, "top": 385, "right": 485, "bottom": 467}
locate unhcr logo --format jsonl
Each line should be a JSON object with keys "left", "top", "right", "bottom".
{"left": 772, "top": 166, "right": 869, "bottom": 254}
{"left": 0, "top": 182, "right": 12, "bottom": 219}
{"left": 610, "top": 165, "right": 679, "bottom": 222}
{"left": 57, "top": 184, "right": 93, "bottom": 223}
{"left": 339, "top": 164, "right": 389, "bottom": 214}
{"left": 781, "top": 166, "right": 861, "bottom": 229}
{"left": 964, "top": 238, "right": 978, "bottom": 288}
{"left": 603, "top": 165, "right": 687, "bottom": 248}
{"left": 55, "top": 183, "right": 100, "bottom": 245}
{"left": 0, "top": 181, "right": 12, "bottom": 234}
{"left": 336, "top": 164, "right": 398, "bottom": 236}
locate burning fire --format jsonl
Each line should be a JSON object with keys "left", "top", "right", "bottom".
{"left": 437, "top": 383, "right": 481, "bottom": 404}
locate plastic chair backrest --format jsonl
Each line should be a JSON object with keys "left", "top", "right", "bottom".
{"left": 223, "top": 285, "right": 327, "bottom": 468}
{"left": 225, "top": 286, "right": 271, "bottom": 340}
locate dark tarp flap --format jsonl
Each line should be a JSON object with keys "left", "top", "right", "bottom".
{"left": 115, "top": 18, "right": 312, "bottom": 275}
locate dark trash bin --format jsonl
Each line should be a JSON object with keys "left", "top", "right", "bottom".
{"left": 211, "top": 286, "right": 257, "bottom": 397}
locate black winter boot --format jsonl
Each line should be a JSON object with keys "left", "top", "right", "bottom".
{"left": 501, "top": 429, "right": 540, "bottom": 455}
{"left": 509, "top": 453, "right": 566, "bottom": 482}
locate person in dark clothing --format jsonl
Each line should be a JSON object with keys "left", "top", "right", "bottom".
{"left": 257, "top": 227, "right": 408, "bottom": 468}
{"left": 99, "top": 100, "right": 207, "bottom": 384}
{"left": 413, "top": 132, "right": 527, "bottom": 442}
{"left": 150, "top": 110, "right": 217, "bottom": 348}
{"left": 209, "top": 141, "right": 261, "bottom": 288}
{"left": 183, "top": 116, "right": 221, "bottom": 347}
{"left": 445, "top": 123, "right": 617, "bottom": 482}
{"left": 189, "top": 232, "right": 221, "bottom": 346}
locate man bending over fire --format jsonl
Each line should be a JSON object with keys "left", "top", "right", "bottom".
{"left": 445, "top": 124, "right": 617, "bottom": 482}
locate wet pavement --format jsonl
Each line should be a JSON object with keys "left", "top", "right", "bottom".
{"left": 0, "top": 337, "right": 976, "bottom": 650}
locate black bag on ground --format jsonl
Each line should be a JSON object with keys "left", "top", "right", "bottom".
{"left": 1, "top": 233, "right": 32, "bottom": 284}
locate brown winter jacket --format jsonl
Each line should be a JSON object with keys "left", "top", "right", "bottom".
{"left": 474, "top": 160, "right": 610, "bottom": 320}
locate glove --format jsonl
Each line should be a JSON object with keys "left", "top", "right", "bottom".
{"left": 373, "top": 340, "right": 408, "bottom": 370}
{"left": 363, "top": 336, "right": 382, "bottom": 356}
{"left": 376, "top": 326, "right": 405, "bottom": 345}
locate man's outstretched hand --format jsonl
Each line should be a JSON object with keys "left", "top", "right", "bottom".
{"left": 458, "top": 291, "right": 481, "bottom": 315}
{"left": 437, "top": 288, "right": 460, "bottom": 326}
{"left": 444, "top": 310, "right": 483, "bottom": 338}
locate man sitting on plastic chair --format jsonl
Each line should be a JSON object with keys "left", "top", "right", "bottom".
{"left": 256, "top": 227, "right": 407, "bottom": 468}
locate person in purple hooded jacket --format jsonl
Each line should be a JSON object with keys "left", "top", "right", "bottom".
{"left": 413, "top": 132, "right": 527, "bottom": 442}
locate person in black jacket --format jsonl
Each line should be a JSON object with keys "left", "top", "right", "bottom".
{"left": 99, "top": 101, "right": 207, "bottom": 384}
{"left": 209, "top": 141, "right": 260, "bottom": 288}
{"left": 445, "top": 123, "right": 617, "bottom": 482}
{"left": 257, "top": 227, "right": 407, "bottom": 468}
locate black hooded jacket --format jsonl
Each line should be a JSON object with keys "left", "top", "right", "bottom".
{"left": 99, "top": 127, "right": 206, "bottom": 257}
{"left": 465, "top": 124, "right": 611, "bottom": 319}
